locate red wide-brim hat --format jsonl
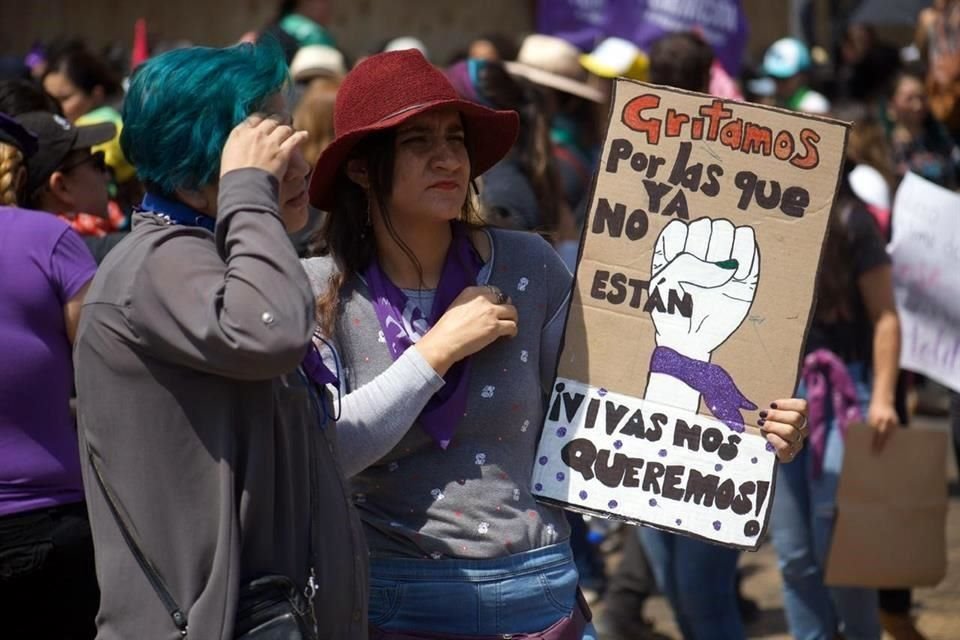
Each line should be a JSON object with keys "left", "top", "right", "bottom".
{"left": 308, "top": 49, "right": 520, "bottom": 211}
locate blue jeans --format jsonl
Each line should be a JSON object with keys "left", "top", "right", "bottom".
{"left": 368, "top": 541, "right": 597, "bottom": 638}
{"left": 770, "top": 362, "right": 881, "bottom": 640}
{"left": 639, "top": 527, "right": 743, "bottom": 639}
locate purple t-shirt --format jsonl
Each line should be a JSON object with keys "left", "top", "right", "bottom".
{"left": 0, "top": 207, "right": 96, "bottom": 517}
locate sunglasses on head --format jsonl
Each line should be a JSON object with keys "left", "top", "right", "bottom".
{"left": 60, "top": 149, "right": 107, "bottom": 174}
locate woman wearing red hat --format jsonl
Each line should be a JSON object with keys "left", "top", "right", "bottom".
{"left": 303, "top": 49, "right": 807, "bottom": 638}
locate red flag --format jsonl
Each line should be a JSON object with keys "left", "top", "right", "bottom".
{"left": 131, "top": 18, "right": 149, "bottom": 69}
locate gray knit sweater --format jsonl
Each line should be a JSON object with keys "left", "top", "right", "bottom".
{"left": 302, "top": 228, "right": 573, "bottom": 559}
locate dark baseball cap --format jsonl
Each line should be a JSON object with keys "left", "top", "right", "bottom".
{"left": 14, "top": 111, "right": 115, "bottom": 194}
{"left": 0, "top": 112, "right": 38, "bottom": 158}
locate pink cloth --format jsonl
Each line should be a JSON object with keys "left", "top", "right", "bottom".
{"left": 866, "top": 204, "right": 891, "bottom": 239}
{"left": 801, "top": 349, "right": 863, "bottom": 478}
{"left": 709, "top": 60, "right": 743, "bottom": 100}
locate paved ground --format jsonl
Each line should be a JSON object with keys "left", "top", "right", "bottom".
{"left": 598, "top": 412, "right": 960, "bottom": 639}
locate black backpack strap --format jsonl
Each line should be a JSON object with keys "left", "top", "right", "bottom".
{"left": 87, "top": 450, "right": 189, "bottom": 637}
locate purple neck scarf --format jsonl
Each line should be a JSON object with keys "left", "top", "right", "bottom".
{"left": 363, "top": 222, "right": 482, "bottom": 449}
{"left": 801, "top": 349, "right": 863, "bottom": 478}
{"left": 650, "top": 346, "right": 757, "bottom": 433}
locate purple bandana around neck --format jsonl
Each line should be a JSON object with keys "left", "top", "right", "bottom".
{"left": 363, "top": 222, "right": 483, "bottom": 449}
{"left": 650, "top": 346, "right": 757, "bottom": 433}
{"left": 801, "top": 349, "right": 863, "bottom": 478}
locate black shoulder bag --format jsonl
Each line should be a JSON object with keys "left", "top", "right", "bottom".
{"left": 86, "top": 375, "right": 323, "bottom": 639}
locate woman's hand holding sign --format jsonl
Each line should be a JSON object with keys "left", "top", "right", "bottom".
{"left": 759, "top": 398, "right": 809, "bottom": 462}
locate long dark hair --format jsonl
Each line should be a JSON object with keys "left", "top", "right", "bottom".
{"left": 815, "top": 177, "right": 859, "bottom": 323}
{"left": 314, "top": 128, "right": 479, "bottom": 336}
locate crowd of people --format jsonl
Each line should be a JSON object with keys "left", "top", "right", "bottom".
{"left": 1, "top": 1, "right": 958, "bottom": 639}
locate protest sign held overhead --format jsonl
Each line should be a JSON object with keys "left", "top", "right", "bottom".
{"left": 532, "top": 79, "right": 849, "bottom": 549}
{"left": 889, "top": 172, "right": 960, "bottom": 393}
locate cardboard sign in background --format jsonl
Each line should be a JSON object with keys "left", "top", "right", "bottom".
{"left": 889, "top": 172, "right": 960, "bottom": 393}
{"left": 826, "top": 425, "right": 948, "bottom": 588}
{"left": 533, "top": 79, "right": 849, "bottom": 548}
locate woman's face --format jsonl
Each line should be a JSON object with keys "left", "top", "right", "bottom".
{"left": 891, "top": 76, "right": 928, "bottom": 128}
{"left": 262, "top": 93, "right": 311, "bottom": 232}
{"left": 279, "top": 146, "right": 311, "bottom": 232}
{"left": 43, "top": 70, "right": 99, "bottom": 122}
{"left": 52, "top": 149, "right": 110, "bottom": 216}
{"left": 386, "top": 108, "right": 470, "bottom": 225}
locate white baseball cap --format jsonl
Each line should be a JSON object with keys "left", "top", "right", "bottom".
{"left": 290, "top": 45, "right": 347, "bottom": 83}
{"left": 762, "top": 38, "right": 812, "bottom": 79}
{"left": 383, "top": 37, "right": 430, "bottom": 60}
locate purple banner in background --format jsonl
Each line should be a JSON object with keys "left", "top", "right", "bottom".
{"left": 536, "top": 0, "right": 750, "bottom": 76}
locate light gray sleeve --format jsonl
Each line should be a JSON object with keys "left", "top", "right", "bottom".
{"left": 330, "top": 345, "right": 445, "bottom": 478}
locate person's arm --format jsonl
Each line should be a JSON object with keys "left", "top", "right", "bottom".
{"left": 64, "top": 281, "right": 91, "bottom": 345}
{"left": 320, "top": 280, "right": 519, "bottom": 476}
{"left": 302, "top": 260, "right": 446, "bottom": 476}
{"left": 331, "top": 348, "right": 445, "bottom": 477}
{"left": 129, "top": 170, "right": 315, "bottom": 380}
{"left": 303, "top": 276, "right": 517, "bottom": 475}
{"left": 859, "top": 263, "right": 901, "bottom": 451}
{"left": 128, "top": 117, "right": 315, "bottom": 380}
{"left": 49, "top": 226, "right": 96, "bottom": 418}
{"left": 49, "top": 226, "right": 97, "bottom": 345}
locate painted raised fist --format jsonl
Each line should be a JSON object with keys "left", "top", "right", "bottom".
{"left": 648, "top": 218, "right": 760, "bottom": 360}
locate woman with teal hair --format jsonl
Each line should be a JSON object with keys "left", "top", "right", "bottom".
{"left": 74, "top": 39, "right": 367, "bottom": 639}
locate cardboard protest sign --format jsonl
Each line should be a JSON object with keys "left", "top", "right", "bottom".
{"left": 889, "top": 172, "right": 960, "bottom": 393}
{"left": 532, "top": 79, "right": 848, "bottom": 549}
{"left": 826, "top": 424, "right": 948, "bottom": 588}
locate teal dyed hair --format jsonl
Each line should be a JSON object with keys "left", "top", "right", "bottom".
{"left": 121, "top": 38, "right": 288, "bottom": 195}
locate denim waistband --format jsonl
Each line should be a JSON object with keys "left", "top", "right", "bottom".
{"left": 370, "top": 542, "right": 574, "bottom": 581}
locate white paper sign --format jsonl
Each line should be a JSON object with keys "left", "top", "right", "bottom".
{"left": 890, "top": 172, "right": 960, "bottom": 393}
{"left": 532, "top": 378, "right": 778, "bottom": 549}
